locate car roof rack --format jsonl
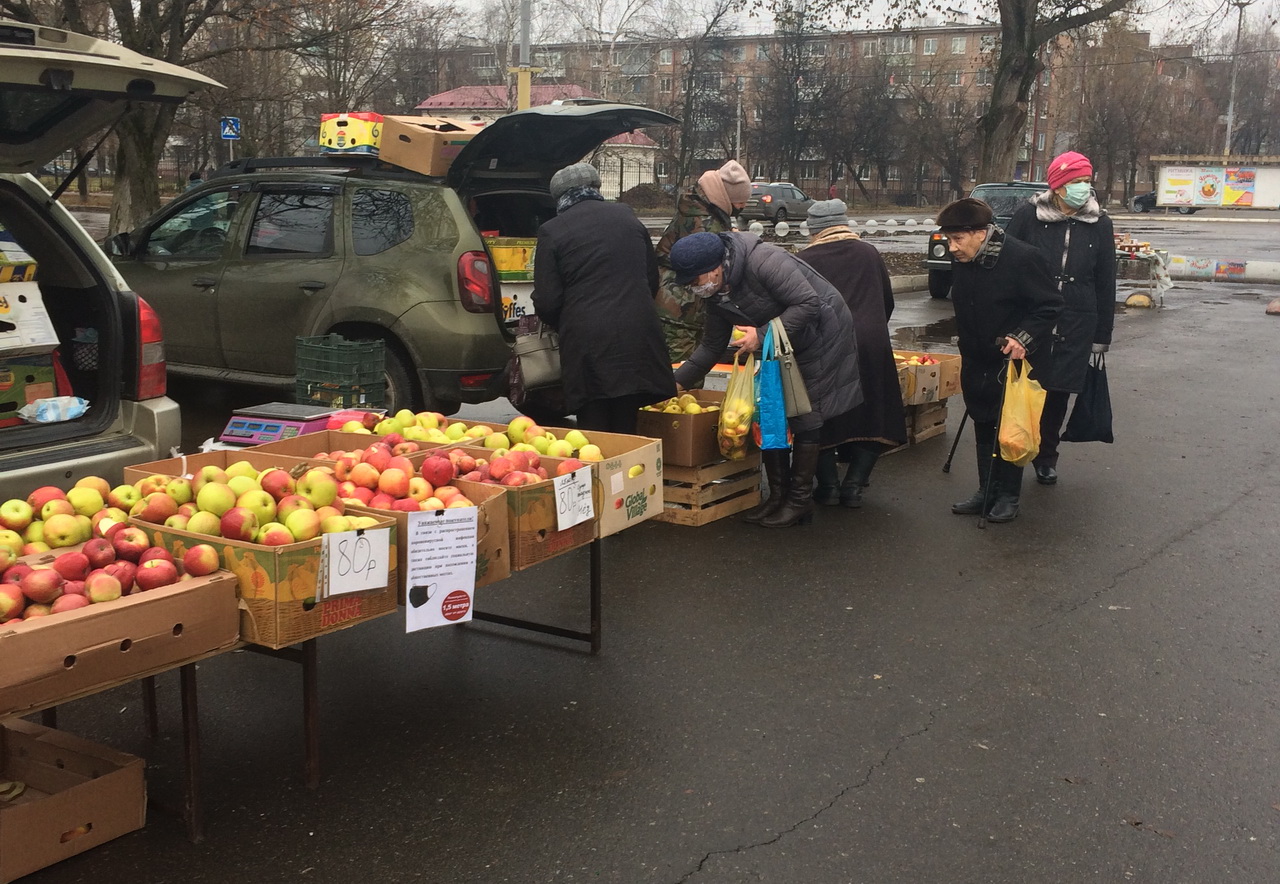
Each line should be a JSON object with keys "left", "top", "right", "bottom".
{"left": 207, "top": 155, "right": 442, "bottom": 182}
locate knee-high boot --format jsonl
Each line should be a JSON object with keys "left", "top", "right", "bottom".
{"left": 952, "top": 440, "right": 994, "bottom": 515}
{"left": 839, "top": 445, "right": 879, "bottom": 508}
{"left": 815, "top": 449, "right": 841, "bottom": 506}
{"left": 761, "top": 442, "right": 820, "bottom": 528}
{"left": 985, "top": 458, "right": 1024, "bottom": 523}
{"left": 741, "top": 450, "right": 790, "bottom": 524}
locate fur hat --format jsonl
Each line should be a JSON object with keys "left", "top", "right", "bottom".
{"left": 550, "top": 162, "right": 601, "bottom": 199}
{"left": 936, "top": 198, "right": 994, "bottom": 232}
{"left": 670, "top": 232, "right": 727, "bottom": 285}
{"left": 718, "top": 161, "right": 751, "bottom": 206}
{"left": 806, "top": 199, "right": 850, "bottom": 232}
{"left": 1047, "top": 151, "right": 1093, "bottom": 190}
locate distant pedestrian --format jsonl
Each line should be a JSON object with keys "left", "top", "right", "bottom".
{"left": 185, "top": 170, "right": 203, "bottom": 190}
{"left": 1004, "top": 151, "right": 1116, "bottom": 487}
{"left": 828, "top": 182, "right": 838, "bottom": 200}
{"left": 940, "top": 198, "right": 1062, "bottom": 523}
{"left": 532, "top": 162, "right": 675, "bottom": 434}
{"left": 654, "top": 160, "right": 751, "bottom": 361}
{"left": 800, "top": 199, "right": 907, "bottom": 508}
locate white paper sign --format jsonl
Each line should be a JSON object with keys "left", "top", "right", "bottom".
{"left": 321, "top": 528, "right": 390, "bottom": 597}
{"left": 404, "top": 507, "right": 479, "bottom": 632}
{"left": 553, "top": 466, "right": 594, "bottom": 531}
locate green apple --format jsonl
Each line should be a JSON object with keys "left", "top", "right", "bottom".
{"left": 531, "top": 435, "right": 551, "bottom": 454}
{"left": 225, "top": 460, "right": 260, "bottom": 480}
{"left": 394, "top": 409, "right": 417, "bottom": 427}
{"left": 483, "top": 433, "right": 508, "bottom": 450}
{"left": 506, "top": 416, "right": 534, "bottom": 447}
{"left": 227, "top": 474, "right": 261, "bottom": 498}
{"left": 445, "top": 422, "right": 467, "bottom": 441}
{"left": 565, "top": 429, "right": 590, "bottom": 450}
{"left": 65, "top": 486, "right": 104, "bottom": 517}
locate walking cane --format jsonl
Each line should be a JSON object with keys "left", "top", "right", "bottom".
{"left": 978, "top": 358, "right": 1012, "bottom": 530}
{"left": 942, "top": 409, "right": 969, "bottom": 472}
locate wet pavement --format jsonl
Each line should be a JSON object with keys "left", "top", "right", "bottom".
{"left": 22, "top": 278, "right": 1280, "bottom": 883}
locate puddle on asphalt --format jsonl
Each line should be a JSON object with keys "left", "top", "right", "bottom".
{"left": 892, "top": 316, "right": 957, "bottom": 348}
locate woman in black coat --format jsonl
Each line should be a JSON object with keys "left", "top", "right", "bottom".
{"left": 799, "top": 199, "right": 907, "bottom": 508}
{"left": 670, "top": 231, "right": 862, "bottom": 528}
{"left": 532, "top": 163, "right": 675, "bottom": 433}
{"left": 1004, "top": 150, "right": 1116, "bottom": 486}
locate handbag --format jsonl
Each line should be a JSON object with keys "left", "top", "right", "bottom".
{"left": 511, "top": 321, "right": 561, "bottom": 391}
{"left": 997, "top": 358, "right": 1047, "bottom": 466}
{"left": 754, "top": 325, "right": 790, "bottom": 450}
{"left": 769, "top": 318, "right": 811, "bottom": 418}
{"left": 1061, "top": 353, "right": 1114, "bottom": 443}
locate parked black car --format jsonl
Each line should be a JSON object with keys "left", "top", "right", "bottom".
{"left": 923, "top": 181, "right": 1046, "bottom": 299}
{"left": 1132, "top": 191, "right": 1198, "bottom": 214}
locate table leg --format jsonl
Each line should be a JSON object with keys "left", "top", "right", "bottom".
{"left": 472, "top": 538, "right": 603, "bottom": 651}
{"left": 142, "top": 676, "right": 159, "bottom": 737}
{"left": 303, "top": 639, "right": 319, "bottom": 790}
{"left": 179, "top": 663, "right": 204, "bottom": 843}
{"left": 590, "top": 538, "right": 602, "bottom": 655}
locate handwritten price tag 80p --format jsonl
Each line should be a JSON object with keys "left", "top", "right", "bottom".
{"left": 553, "top": 465, "right": 594, "bottom": 531}
{"left": 322, "top": 528, "right": 390, "bottom": 596}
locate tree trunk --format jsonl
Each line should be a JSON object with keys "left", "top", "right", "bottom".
{"left": 977, "top": 38, "right": 1040, "bottom": 181}
{"left": 109, "top": 105, "right": 177, "bottom": 234}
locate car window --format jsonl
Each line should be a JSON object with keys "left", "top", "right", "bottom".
{"left": 971, "top": 186, "right": 1036, "bottom": 220}
{"left": 351, "top": 188, "right": 413, "bottom": 256}
{"left": 144, "top": 189, "right": 239, "bottom": 258}
{"left": 246, "top": 192, "right": 333, "bottom": 256}
{"left": 791, "top": 188, "right": 806, "bottom": 200}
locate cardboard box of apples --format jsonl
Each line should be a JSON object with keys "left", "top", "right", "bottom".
{"left": 636, "top": 391, "right": 729, "bottom": 468}
{"left": 0, "top": 496, "right": 240, "bottom": 719}
{"left": 894, "top": 350, "right": 962, "bottom": 405}
{"left": 119, "top": 452, "right": 397, "bottom": 649}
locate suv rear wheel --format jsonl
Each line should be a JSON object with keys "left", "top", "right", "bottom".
{"left": 928, "top": 269, "right": 952, "bottom": 300}
{"left": 774, "top": 208, "right": 787, "bottom": 223}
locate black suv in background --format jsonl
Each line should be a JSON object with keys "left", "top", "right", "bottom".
{"left": 924, "top": 181, "right": 1046, "bottom": 299}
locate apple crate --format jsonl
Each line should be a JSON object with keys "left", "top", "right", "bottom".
{"left": 653, "top": 452, "right": 761, "bottom": 527}
{"left": 122, "top": 448, "right": 314, "bottom": 486}
{"left": 896, "top": 350, "right": 961, "bottom": 405}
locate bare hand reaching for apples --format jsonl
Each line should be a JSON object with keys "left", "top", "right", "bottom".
{"left": 731, "top": 325, "right": 759, "bottom": 353}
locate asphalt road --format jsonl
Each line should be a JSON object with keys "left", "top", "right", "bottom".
{"left": 25, "top": 275, "right": 1280, "bottom": 883}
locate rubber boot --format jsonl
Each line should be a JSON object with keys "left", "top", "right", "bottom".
{"left": 839, "top": 445, "right": 879, "bottom": 508}
{"left": 742, "top": 450, "right": 790, "bottom": 524}
{"left": 815, "top": 449, "right": 841, "bottom": 506}
{"left": 761, "top": 442, "right": 820, "bottom": 528}
{"left": 985, "top": 459, "right": 1024, "bottom": 523}
{"left": 952, "top": 443, "right": 994, "bottom": 515}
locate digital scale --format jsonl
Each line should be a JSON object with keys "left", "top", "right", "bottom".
{"left": 219, "top": 402, "right": 339, "bottom": 445}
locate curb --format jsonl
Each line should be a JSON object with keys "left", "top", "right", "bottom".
{"left": 892, "top": 274, "right": 929, "bottom": 294}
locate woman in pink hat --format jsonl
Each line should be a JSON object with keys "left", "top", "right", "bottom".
{"left": 1005, "top": 151, "right": 1116, "bottom": 486}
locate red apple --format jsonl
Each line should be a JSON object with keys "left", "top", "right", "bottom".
{"left": 255, "top": 522, "right": 295, "bottom": 546}
{"left": 135, "top": 558, "right": 180, "bottom": 591}
{"left": 367, "top": 492, "right": 396, "bottom": 510}
{"left": 50, "top": 552, "right": 91, "bottom": 582}
{"left": 347, "top": 462, "right": 381, "bottom": 491}
{"left": 392, "top": 442, "right": 420, "bottom": 456}
{"left": 488, "top": 456, "right": 514, "bottom": 481}
{"left": 131, "top": 491, "right": 179, "bottom": 524}
{"left": 84, "top": 569, "right": 123, "bottom": 603}
{"left": 111, "top": 526, "right": 151, "bottom": 562}
{"left": 377, "top": 468, "right": 411, "bottom": 499}
{"left": 20, "top": 568, "right": 65, "bottom": 604}
{"left": 138, "top": 547, "right": 174, "bottom": 565}
{"left": 390, "top": 498, "right": 420, "bottom": 512}
{"left": 555, "top": 458, "right": 586, "bottom": 476}
{"left": 51, "top": 594, "right": 91, "bottom": 614}
{"left": 361, "top": 444, "right": 393, "bottom": 472}
{"left": 26, "top": 486, "right": 66, "bottom": 513}
{"left": 21, "top": 542, "right": 50, "bottom": 556}
{"left": 506, "top": 450, "right": 530, "bottom": 472}
{"left": 2, "top": 563, "right": 33, "bottom": 585}
{"left": 219, "top": 507, "right": 259, "bottom": 542}
{"left": 103, "top": 560, "right": 137, "bottom": 594}
{"left": 420, "top": 455, "right": 456, "bottom": 488}
{"left": 181, "top": 543, "right": 220, "bottom": 577}
{"left": 0, "top": 583, "right": 24, "bottom": 619}
{"left": 258, "top": 469, "right": 296, "bottom": 501}
{"left": 276, "top": 494, "right": 315, "bottom": 523}
{"left": 62, "top": 579, "right": 86, "bottom": 597}
{"left": 22, "top": 603, "right": 52, "bottom": 619}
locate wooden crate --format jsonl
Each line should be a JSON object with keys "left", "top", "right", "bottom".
{"left": 654, "top": 452, "right": 762, "bottom": 527}
{"left": 908, "top": 401, "right": 948, "bottom": 443}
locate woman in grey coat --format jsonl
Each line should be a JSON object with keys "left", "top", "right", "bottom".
{"left": 669, "top": 231, "right": 862, "bottom": 528}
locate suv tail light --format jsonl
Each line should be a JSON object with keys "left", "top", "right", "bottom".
{"left": 137, "top": 297, "right": 167, "bottom": 399}
{"left": 458, "top": 251, "right": 495, "bottom": 313}
{"left": 760, "top": 194, "right": 772, "bottom": 203}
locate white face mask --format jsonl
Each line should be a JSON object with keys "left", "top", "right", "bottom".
{"left": 691, "top": 281, "right": 720, "bottom": 298}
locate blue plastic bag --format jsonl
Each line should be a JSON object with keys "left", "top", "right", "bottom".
{"left": 754, "top": 324, "right": 790, "bottom": 450}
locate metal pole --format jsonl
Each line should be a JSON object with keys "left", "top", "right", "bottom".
{"left": 1223, "top": 0, "right": 1251, "bottom": 157}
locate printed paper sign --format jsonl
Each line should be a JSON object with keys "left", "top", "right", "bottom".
{"left": 321, "top": 528, "right": 390, "bottom": 597}
{"left": 553, "top": 466, "right": 595, "bottom": 530}
{"left": 404, "top": 508, "right": 478, "bottom": 632}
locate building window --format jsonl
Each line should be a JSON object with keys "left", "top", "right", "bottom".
{"left": 1034, "top": 165, "right": 1044, "bottom": 181}
{"left": 758, "top": 43, "right": 771, "bottom": 59}
{"left": 980, "top": 35, "right": 997, "bottom": 53}
{"left": 970, "top": 165, "right": 978, "bottom": 180}
{"left": 951, "top": 36, "right": 966, "bottom": 54}
{"left": 659, "top": 48, "right": 673, "bottom": 65}
{"left": 977, "top": 68, "right": 992, "bottom": 86}
{"left": 836, "top": 42, "right": 850, "bottom": 58}
{"left": 920, "top": 69, "right": 935, "bottom": 86}
{"left": 536, "top": 51, "right": 564, "bottom": 76}
{"left": 1042, "top": 68, "right": 1050, "bottom": 86}
{"left": 887, "top": 165, "right": 900, "bottom": 181}
{"left": 752, "top": 164, "right": 766, "bottom": 179}
{"left": 950, "top": 70, "right": 963, "bottom": 86}
{"left": 753, "top": 107, "right": 762, "bottom": 122}
{"left": 976, "top": 98, "right": 990, "bottom": 116}
{"left": 656, "top": 161, "right": 668, "bottom": 177}
{"left": 471, "top": 52, "right": 496, "bottom": 74}
{"left": 805, "top": 41, "right": 827, "bottom": 57}
{"left": 863, "top": 39, "right": 878, "bottom": 56}
{"left": 923, "top": 38, "right": 938, "bottom": 55}
{"left": 731, "top": 46, "right": 745, "bottom": 62}
{"left": 948, "top": 100, "right": 963, "bottom": 116}
{"left": 798, "top": 162, "right": 818, "bottom": 179}
{"left": 660, "top": 76, "right": 672, "bottom": 92}
{"left": 1036, "top": 132, "right": 1046, "bottom": 151}
{"left": 885, "top": 35, "right": 913, "bottom": 55}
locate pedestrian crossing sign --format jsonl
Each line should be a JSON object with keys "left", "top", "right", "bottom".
{"left": 220, "top": 117, "right": 241, "bottom": 140}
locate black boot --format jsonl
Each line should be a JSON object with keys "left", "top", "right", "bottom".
{"left": 815, "top": 449, "right": 840, "bottom": 506}
{"left": 761, "top": 442, "right": 820, "bottom": 528}
{"left": 839, "top": 445, "right": 879, "bottom": 508}
{"left": 985, "top": 459, "right": 1024, "bottom": 523}
{"left": 742, "top": 450, "right": 790, "bottom": 524}
{"left": 952, "top": 442, "right": 994, "bottom": 515}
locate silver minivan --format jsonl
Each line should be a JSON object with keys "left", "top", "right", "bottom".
{"left": 0, "top": 20, "right": 220, "bottom": 497}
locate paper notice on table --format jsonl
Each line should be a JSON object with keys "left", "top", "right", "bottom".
{"left": 404, "top": 507, "right": 478, "bottom": 632}
{"left": 320, "top": 528, "right": 390, "bottom": 597}
{"left": 553, "top": 466, "right": 594, "bottom": 530}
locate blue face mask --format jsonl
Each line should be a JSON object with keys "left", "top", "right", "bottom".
{"left": 1062, "top": 182, "right": 1092, "bottom": 208}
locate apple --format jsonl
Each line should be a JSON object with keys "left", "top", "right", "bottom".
{"left": 51, "top": 593, "right": 91, "bottom": 614}
{"left": 390, "top": 498, "right": 420, "bottom": 513}
{"left": 507, "top": 416, "right": 534, "bottom": 447}
{"left": 103, "top": 560, "right": 137, "bottom": 594}
{"left": 107, "top": 484, "right": 142, "bottom": 511}
{"left": 392, "top": 441, "right": 421, "bottom": 456}
{"left": 297, "top": 469, "right": 339, "bottom": 508}
{"left": 2, "top": 564, "right": 33, "bottom": 584}
{"left": 434, "top": 486, "right": 463, "bottom": 503}
{"left": 344, "top": 487, "right": 374, "bottom": 505}
{"left": 91, "top": 507, "right": 128, "bottom": 537}
{"left": 284, "top": 508, "right": 322, "bottom": 542}
{"left": 186, "top": 511, "right": 222, "bottom": 537}
{"left": 50, "top": 552, "right": 90, "bottom": 582}
{"left": 0, "top": 546, "right": 13, "bottom": 572}
{"left": 256, "top": 522, "right": 295, "bottom": 546}
{"left": 407, "top": 477, "right": 433, "bottom": 502}
{"left": 373, "top": 418, "right": 402, "bottom": 437}
{"left": 341, "top": 419, "right": 366, "bottom": 433}
{"left": 368, "top": 492, "right": 396, "bottom": 510}
{"left": 164, "top": 514, "right": 190, "bottom": 531}
{"left": 461, "top": 470, "right": 484, "bottom": 482}
{"left": 0, "top": 529, "right": 23, "bottom": 557}
{"left": 132, "top": 491, "right": 179, "bottom": 524}
{"left": 226, "top": 475, "right": 260, "bottom": 498}
{"left": 80, "top": 537, "right": 115, "bottom": 569}
{"left": 41, "top": 498, "right": 75, "bottom": 520}
{"left": 62, "top": 579, "right": 85, "bottom": 597}
{"left": 164, "top": 477, "right": 194, "bottom": 506}
{"left": 138, "top": 547, "right": 174, "bottom": 565}
{"left": 195, "top": 482, "right": 237, "bottom": 517}
{"left": 320, "top": 515, "right": 353, "bottom": 534}
{"left": 415, "top": 411, "right": 442, "bottom": 430}
{"left": 346, "top": 462, "right": 380, "bottom": 491}
{"left": 483, "top": 432, "right": 508, "bottom": 451}
{"left": 61, "top": 486, "right": 103, "bottom": 518}
{"left": 362, "top": 445, "right": 394, "bottom": 473}
{"left": 402, "top": 426, "right": 429, "bottom": 442}
{"left": 182, "top": 543, "right": 221, "bottom": 577}
{"left": 224, "top": 460, "right": 260, "bottom": 480}
{"left": 521, "top": 424, "right": 548, "bottom": 445}
{"left": 578, "top": 444, "right": 604, "bottom": 462}
{"left": 501, "top": 472, "right": 529, "bottom": 487}
{"left": 446, "top": 449, "right": 477, "bottom": 473}
{"left": 0, "top": 583, "right": 24, "bottom": 619}
{"left": 556, "top": 458, "right": 586, "bottom": 476}
{"left": 135, "top": 558, "right": 180, "bottom": 591}
{"left": 21, "top": 542, "right": 50, "bottom": 556}
{"left": 84, "top": 570, "right": 123, "bottom": 603}
{"left": 0, "top": 499, "right": 34, "bottom": 531}
{"left": 446, "top": 497, "right": 475, "bottom": 508}
{"left": 259, "top": 469, "right": 296, "bottom": 501}
{"left": 191, "top": 465, "right": 230, "bottom": 493}
{"left": 22, "top": 521, "right": 44, "bottom": 544}
{"left": 420, "top": 497, "right": 445, "bottom": 510}
{"left": 488, "top": 456, "right": 514, "bottom": 481}
{"left": 420, "top": 455, "right": 456, "bottom": 488}
{"left": 26, "top": 486, "right": 66, "bottom": 513}
{"left": 378, "top": 467, "right": 411, "bottom": 499}
{"left": 42, "top": 513, "right": 83, "bottom": 548}
{"left": 381, "top": 432, "right": 405, "bottom": 447}
{"left": 22, "top": 603, "right": 52, "bottom": 619}
{"left": 21, "top": 568, "right": 65, "bottom": 604}
{"left": 111, "top": 527, "right": 149, "bottom": 563}
{"left": 276, "top": 495, "right": 315, "bottom": 523}
{"left": 506, "top": 450, "right": 530, "bottom": 472}
{"left": 236, "top": 489, "right": 278, "bottom": 526}
{"left": 564, "top": 429, "right": 590, "bottom": 450}
{"left": 219, "top": 507, "right": 259, "bottom": 542}
{"left": 444, "top": 422, "right": 468, "bottom": 442}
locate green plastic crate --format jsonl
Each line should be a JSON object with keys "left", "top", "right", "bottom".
{"left": 295, "top": 380, "right": 386, "bottom": 410}
{"left": 295, "top": 335, "right": 385, "bottom": 387}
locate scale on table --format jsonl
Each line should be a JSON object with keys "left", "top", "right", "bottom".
{"left": 219, "top": 402, "right": 339, "bottom": 446}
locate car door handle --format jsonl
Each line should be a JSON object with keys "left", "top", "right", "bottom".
{"left": 192, "top": 276, "right": 217, "bottom": 288}
{"left": 300, "top": 280, "right": 327, "bottom": 291}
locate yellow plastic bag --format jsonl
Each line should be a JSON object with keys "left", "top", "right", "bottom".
{"left": 998, "top": 358, "right": 1046, "bottom": 466}
{"left": 717, "top": 351, "right": 755, "bottom": 461}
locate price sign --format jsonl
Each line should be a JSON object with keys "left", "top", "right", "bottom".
{"left": 403, "top": 508, "right": 478, "bottom": 632}
{"left": 321, "top": 528, "right": 390, "bottom": 597}
{"left": 553, "top": 465, "right": 594, "bottom": 531}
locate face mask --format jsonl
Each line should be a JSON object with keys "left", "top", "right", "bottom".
{"left": 691, "top": 281, "right": 720, "bottom": 298}
{"left": 1062, "top": 182, "right": 1091, "bottom": 208}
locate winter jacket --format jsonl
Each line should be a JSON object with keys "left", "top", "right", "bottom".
{"left": 673, "top": 233, "right": 862, "bottom": 429}
{"left": 950, "top": 231, "right": 1063, "bottom": 422}
{"left": 1005, "top": 192, "right": 1116, "bottom": 392}
{"left": 532, "top": 199, "right": 675, "bottom": 412}
{"left": 654, "top": 186, "right": 736, "bottom": 361}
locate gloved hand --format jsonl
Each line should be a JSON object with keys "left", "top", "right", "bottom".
{"left": 1091, "top": 343, "right": 1109, "bottom": 354}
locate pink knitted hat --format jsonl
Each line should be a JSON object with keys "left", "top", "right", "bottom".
{"left": 1047, "top": 151, "right": 1093, "bottom": 190}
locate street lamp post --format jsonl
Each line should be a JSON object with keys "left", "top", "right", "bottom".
{"left": 1222, "top": 0, "right": 1252, "bottom": 157}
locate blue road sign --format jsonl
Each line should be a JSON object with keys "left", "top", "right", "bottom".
{"left": 220, "top": 117, "right": 241, "bottom": 140}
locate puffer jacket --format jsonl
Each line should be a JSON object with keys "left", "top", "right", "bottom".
{"left": 673, "top": 233, "right": 862, "bottom": 425}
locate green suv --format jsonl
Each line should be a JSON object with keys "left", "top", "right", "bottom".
{"left": 924, "top": 181, "right": 1046, "bottom": 299}
{"left": 108, "top": 103, "right": 676, "bottom": 414}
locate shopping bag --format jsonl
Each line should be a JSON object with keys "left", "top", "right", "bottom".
{"left": 754, "top": 324, "right": 790, "bottom": 450}
{"left": 717, "top": 350, "right": 755, "bottom": 461}
{"left": 998, "top": 358, "right": 1046, "bottom": 466}
{"left": 1061, "top": 354, "right": 1114, "bottom": 443}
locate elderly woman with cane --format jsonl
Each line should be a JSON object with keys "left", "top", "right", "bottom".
{"left": 668, "top": 231, "right": 862, "bottom": 528}
{"left": 940, "top": 198, "right": 1062, "bottom": 523}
